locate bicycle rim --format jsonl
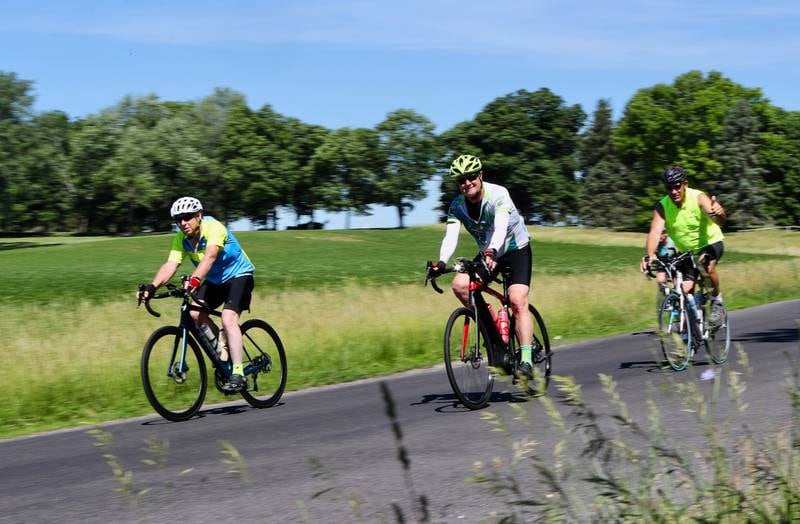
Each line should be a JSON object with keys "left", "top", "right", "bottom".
{"left": 141, "top": 326, "right": 207, "bottom": 421}
{"left": 525, "top": 305, "right": 552, "bottom": 396}
{"left": 444, "top": 307, "right": 493, "bottom": 409}
{"left": 658, "top": 294, "right": 692, "bottom": 371}
{"left": 706, "top": 306, "right": 731, "bottom": 364}
{"left": 238, "top": 319, "right": 287, "bottom": 408}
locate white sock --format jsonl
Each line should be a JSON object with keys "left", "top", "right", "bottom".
{"left": 712, "top": 293, "right": 723, "bottom": 303}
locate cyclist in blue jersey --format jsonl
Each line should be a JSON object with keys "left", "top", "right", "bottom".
{"left": 137, "top": 197, "right": 255, "bottom": 393}
{"left": 429, "top": 154, "right": 537, "bottom": 376}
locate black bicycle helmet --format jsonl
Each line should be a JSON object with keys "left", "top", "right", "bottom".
{"left": 662, "top": 166, "right": 687, "bottom": 186}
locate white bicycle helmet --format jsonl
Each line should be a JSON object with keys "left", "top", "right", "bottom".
{"left": 170, "top": 196, "right": 203, "bottom": 217}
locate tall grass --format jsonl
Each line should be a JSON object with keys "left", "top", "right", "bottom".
{"left": 2, "top": 257, "right": 798, "bottom": 438}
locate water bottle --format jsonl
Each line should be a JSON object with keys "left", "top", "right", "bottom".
{"left": 496, "top": 306, "right": 510, "bottom": 344}
{"left": 686, "top": 294, "right": 703, "bottom": 336}
{"left": 199, "top": 323, "right": 217, "bottom": 349}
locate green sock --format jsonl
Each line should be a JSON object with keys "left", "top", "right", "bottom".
{"left": 520, "top": 345, "right": 532, "bottom": 365}
{"left": 233, "top": 363, "right": 244, "bottom": 376}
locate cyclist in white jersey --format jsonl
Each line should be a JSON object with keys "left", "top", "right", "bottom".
{"left": 430, "top": 154, "right": 537, "bottom": 374}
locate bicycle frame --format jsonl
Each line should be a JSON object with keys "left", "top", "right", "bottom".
{"left": 654, "top": 252, "right": 708, "bottom": 342}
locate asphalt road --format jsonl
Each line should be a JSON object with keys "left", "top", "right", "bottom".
{"left": 1, "top": 299, "right": 798, "bottom": 523}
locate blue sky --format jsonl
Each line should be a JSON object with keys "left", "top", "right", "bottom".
{"left": 2, "top": 0, "right": 799, "bottom": 229}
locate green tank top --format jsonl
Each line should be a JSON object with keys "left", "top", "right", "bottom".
{"left": 659, "top": 187, "right": 724, "bottom": 253}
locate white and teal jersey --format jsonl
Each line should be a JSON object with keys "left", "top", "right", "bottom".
{"left": 168, "top": 216, "right": 254, "bottom": 285}
{"left": 445, "top": 182, "right": 530, "bottom": 257}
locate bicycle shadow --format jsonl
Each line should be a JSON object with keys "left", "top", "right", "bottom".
{"left": 414, "top": 390, "right": 530, "bottom": 413}
{"left": 732, "top": 327, "right": 798, "bottom": 344}
{"left": 140, "top": 401, "right": 286, "bottom": 425}
{"left": 619, "top": 359, "right": 712, "bottom": 373}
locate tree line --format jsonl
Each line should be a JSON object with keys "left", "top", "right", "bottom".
{"left": 1, "top": 69, "right": 797, "bottom": 234}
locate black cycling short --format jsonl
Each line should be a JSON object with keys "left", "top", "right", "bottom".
{"left": 680, "top": 241, "right": 724, "bottom": 281}
{"left": 194, "top": 274, "right": 254, "bottom": 313}
{"left": 480, "top": 244, "right": 532, "bottom": 287}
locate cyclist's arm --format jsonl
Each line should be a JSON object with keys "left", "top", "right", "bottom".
{"left": 438, "top": 221, "right": 461, "bottom": 263}
{"left": 152, "top": 261, "right": 180, "bottom": 289}
{"left": 191, "top": 243, "right": 221, "bottom": 282}
{"left": 697, "top": 192, "right": 726, "bottom": 226}
{"left": 644, "top": 205, "right": 666, "bottom": 265}
{"left": 486, "top": 210, "right": 510, "bottom": 253}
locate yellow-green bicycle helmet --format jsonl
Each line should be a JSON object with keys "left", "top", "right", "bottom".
{"left": 449, "top": 154, "right": 482, "bottom": 179}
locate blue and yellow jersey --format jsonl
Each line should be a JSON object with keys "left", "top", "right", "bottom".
{"left": 168, "top": 216, "right": 254, "bottom": 285}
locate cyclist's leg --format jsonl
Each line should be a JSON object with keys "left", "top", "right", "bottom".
{"left": 220, "top": 276, "right": 254, "bottom": 386}
{"left": 451, "top": 272, "right": 470, "bottom": 306}
{"left": 700, "top": 242, "right": 724, "bottom": 297}
{"left": 503, "top": 245, "right": 533, "bottom": 362}
{"left": 191, "top": 281, "right": 222, "bottom": 329}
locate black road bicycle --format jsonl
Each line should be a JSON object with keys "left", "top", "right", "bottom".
{"left": 648, "top": 252, "right": 731, "bottom": 371}
{"left": 137, "top": 277, "right": 287, "bottom": 421}
{"left": 425, "top": 258, "right": 551, "bottom": 409}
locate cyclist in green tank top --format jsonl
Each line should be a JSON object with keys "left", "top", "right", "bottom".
{"left": 639, "top": 166, "right": 727, "bottom": 325}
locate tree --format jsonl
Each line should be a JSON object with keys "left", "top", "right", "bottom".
{"left": 375, "top": 109, "right": 438, "bottom": 228}
{"left": 710, "top": 100, "right": 770, "bottom": 229}
{"left": 438, "top": 89, "right": 585, "bottom": 223}
{"left": 758, "top": 107, "right": 800, "bottom": 226}
{"left": 0, "top": 71, "right": 35, "bottom": 230}
{"left": 577, "top": 100, "right": 639, "bottom": 229}
{"left": 614, "top": 70, "right": 769, "bottom": 226}
{"left": 310, "top": 128, "right": 385, "bottom": 228}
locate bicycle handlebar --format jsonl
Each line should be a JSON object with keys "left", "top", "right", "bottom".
{"left": 424, "top": 258, "right": 493, "bottom": 294}
{"left": 137, "top": 282, "right": 188, "bottom": 318}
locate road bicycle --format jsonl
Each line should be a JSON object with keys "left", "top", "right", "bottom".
{"left": 425, "top": 258, "right": 551, "bottom": 409}
{"left": 648, "top": 252, "right": 731, "bottom": 371}
{"left": 137, "top": 277, "right": 287, "bottom": 421}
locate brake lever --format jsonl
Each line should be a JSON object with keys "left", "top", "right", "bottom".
{"left": 424, "top": 261, "right": 444, "bottom": 294}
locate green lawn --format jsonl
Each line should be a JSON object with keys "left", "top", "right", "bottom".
{"left": 0, "top": 226, "right": 797, "bottom": 438}
{"left": 0, "top": 226, "right": 781, "bottom": 305}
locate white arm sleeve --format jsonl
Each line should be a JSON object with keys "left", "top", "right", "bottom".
{"left": 487, "top": 211, "right": 510, "bottom": 253}
{"left": 438, "top": 221, "right": 461, "bottom": 263}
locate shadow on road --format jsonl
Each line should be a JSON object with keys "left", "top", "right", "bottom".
{"left": 140, "top": 401, "right": 284, "bottom": 425}
{"left": 413, "top": 391, "right": 529, "bottom": 413}
{"left": 733, "top": 327, "right": 798, "bottom": 344}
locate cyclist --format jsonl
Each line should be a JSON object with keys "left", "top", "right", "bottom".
{"left": 652, "top": 229, "right": 677, "bottom": 297}
{"left": 137, "top": 197, "right": 255, "bottom": 393}
{"left": 640, "top": 166, "right": 727, "bottom": 325}
{"left": 429, "top": 154, "right": 536, "bottom": 375}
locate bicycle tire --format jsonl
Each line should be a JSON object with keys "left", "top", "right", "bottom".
{"left": 141, "top": 325, "right": 207, "bottom": 421}
{"left": 658, "top": 293, "right": 692, "bottom": 371}
{"left": 443, "top": 307, "right": 494, "bottom": 409}
{"left": 704, "top": 302, "right": 731, "bottom": 364}
{"left": 520, "top": 305, "right": 552, "bottom": 396}
{"left": 238, "top": 319, "right": 288, "bottom": 408}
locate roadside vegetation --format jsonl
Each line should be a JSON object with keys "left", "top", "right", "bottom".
{"left": 1, "top": 226, "right": 798, "bottom": 438}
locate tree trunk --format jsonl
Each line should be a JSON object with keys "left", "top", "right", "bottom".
{"left": 396, "top": 205, "right": 405, "bottom": 229}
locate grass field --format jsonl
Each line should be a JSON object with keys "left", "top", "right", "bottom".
{"left": 1, "top": 226, "right": 798, "bottom": 438}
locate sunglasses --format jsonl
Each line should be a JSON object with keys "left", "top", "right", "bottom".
{"left": 665, "top": 182, "right": 684, "bottom": 191}
{"left": 175, "top": 213, "right": 198, "bottom": 223}
{"left": 456, "top": 173, "right": 480, "bottom": 185}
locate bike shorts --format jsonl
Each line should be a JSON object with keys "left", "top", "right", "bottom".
{"left": 482, "top": 243, "right": 532, "bottom": 287}
{"left": 195, "top": 274, "right": 254, "bottom": 314}
{"left": 681, "top": 241, "right": 724, "bottom": 281}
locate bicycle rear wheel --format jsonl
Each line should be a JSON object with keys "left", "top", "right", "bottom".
{"left": 520, "top": 305, "right": 552, "bottom": 396}
{"left": 658, "top": 293, "right": 692, "bottom": 371}
{"left": 238, "top": 319, "right": 287, "bottom": 408}
{"left": 444, "top": 307, "right": 494, "bottom": 409}
{"left": 141, "top": 325, "right": 207, "bottom": 421}
{"left": 704, "top": 302, "right": 731, "bottom": 364}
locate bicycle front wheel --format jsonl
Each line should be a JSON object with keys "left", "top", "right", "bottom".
{"left": 238, "top": 319, "right": 287, "bottom": 408}
{"left": 704, "top": 303, "right": 731, "bottom": 364}
{"left": 444, "top": 307, "right": 494, "bottom": 409}
{"left": 141, "top": 326, "right": 207, "bottom": 421}
{"left": 658, "top": 294, "right": 692, "bottom": 371}
{"left": 521, "top": 305, "right": 552, "bottom": 396}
